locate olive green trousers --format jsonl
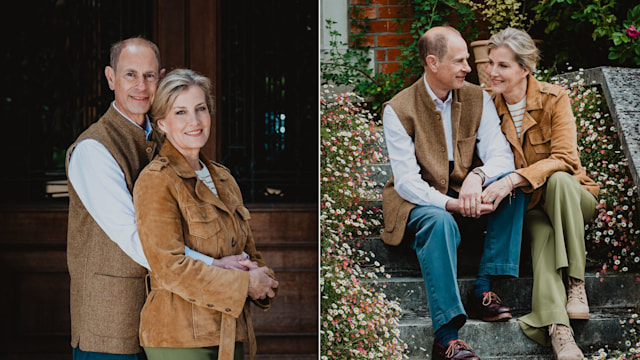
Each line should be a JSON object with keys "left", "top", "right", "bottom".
{"left": 144, "top": 342, "right": 244, "bottom": 360}
{"left": 518, "top": 172, "right": 598, "bottom": 346}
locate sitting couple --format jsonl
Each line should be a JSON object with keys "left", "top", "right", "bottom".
{"left": 66, "top": 37, "right": 278, "bottom": 360}
{"left": 381, "top": 26, "right": 598, "bottom": 360}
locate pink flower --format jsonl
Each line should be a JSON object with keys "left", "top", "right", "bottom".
{"left": 626, "top": 25, "right": 639, "bottom": 40}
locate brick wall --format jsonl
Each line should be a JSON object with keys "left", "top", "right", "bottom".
{"left": 349, "top": 0, "right": 414, "bottom": 75}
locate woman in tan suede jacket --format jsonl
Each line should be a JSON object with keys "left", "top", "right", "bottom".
{"left": 481, "top": 28, "right": 599, "bottom": 360}
{"left": 133, "top": 69, "right": 278, "bottom": 360}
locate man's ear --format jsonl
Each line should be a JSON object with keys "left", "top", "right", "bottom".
{"left": 426, "top": 55, "right": 438, "bottom": 72}
{"left": 105, "top": 66, "right": 116, "bottom": 90}
{"left": 159, "top": 68, "right": 166, "bottom": 80}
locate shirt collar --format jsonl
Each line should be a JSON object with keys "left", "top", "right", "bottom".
{"left": 423, "top": 74, "right": 452, "bottom": 106}
{"left": 112, "top": 101, "right": 153, "bottom": 140}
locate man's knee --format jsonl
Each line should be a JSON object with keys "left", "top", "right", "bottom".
{"left": 410, "top": 206, "right": 457, "bottom": 232}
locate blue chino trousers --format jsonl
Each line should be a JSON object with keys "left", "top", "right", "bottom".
{"left": 406, "top": 188, "right": 529, "bottom": 333}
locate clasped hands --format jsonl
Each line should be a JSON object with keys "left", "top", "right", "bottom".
{"left": 214, "top": 254, "right": 278, "bottom": 300}
{"left": 447, "top": 172, "right": 514, "bottom": 218}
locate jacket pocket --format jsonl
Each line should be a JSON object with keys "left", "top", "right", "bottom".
{"left": 456, "top": 135, "right": 477, "bottom": 169}
{"left": 193, "top": 303, "right": 221, "bottom": 337}
{"left": 184, "top": 204, "right": 220, "bottom": 240}
{"left": 234, "top": 205, "right": 252, "bottom": 237}
{"left": 86, "top": 273, "right": 145, "bottom": 338}
{"left": 528, "top": 127, "right": 551, "bottom": 154}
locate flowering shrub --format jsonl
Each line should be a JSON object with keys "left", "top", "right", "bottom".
{"left": 588, "top": 312, "right": 640, "bottom": 359}
{"left": 608, "top": 5, "right": 640, "bottom": 66}
{"left": 320, "top": 85, "right": 407, "bottom": 359}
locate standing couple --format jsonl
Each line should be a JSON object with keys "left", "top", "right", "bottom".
{"left": 66, "top": 37, "right": 279, "bottom": 360}
{"left": 381, "top": 26, "right": 599, "bottom": 360}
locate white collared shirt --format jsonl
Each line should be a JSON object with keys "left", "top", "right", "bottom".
{"left": 383, "top": 75, "right": 515, "bottom": 209}
{"left": 68, "top": 102, "right": 214, "bottom": 269}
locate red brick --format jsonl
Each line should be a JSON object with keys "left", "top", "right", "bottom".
{"left": 377, "top": 33, "right": 413, "bottom": 47}
{"left": 376, "top": 49, "right": 386, "bottom": 61}
{"left": 350, "top": 23, "right": 365, "bottom": 34}
{"left": 379, "top": 62, "right": 401, "bottom": 74}
{"left": 388, "top": 19, "right": 412, "bottom": 33}
{"left": 351, "top": 6, "right": 378, "bottom": 19}
{"left": 379, "top": 5, "right": 413, "bottom": 18}
{"left": 387, "top": 48, "right": 402, "bottom": 61}
{"left": 368, "top": 20, "right": 390, "bottom": 33}
{"left": 387, "top": 0, "right": 405, "bottom": 4}
{"left": 366, "top": 19, "right": 412, "bottom": 34}
{"left": 350, "top": 0, "right": 367, "bottom": 4}
{"left": 351, "top": 34, "right": 375, "bottom": 47}
{"left": 369, "top": 0, "right": 389, "bottom": 4}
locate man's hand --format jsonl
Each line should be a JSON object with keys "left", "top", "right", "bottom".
{"left": 248, "top": 267, "right": 279, "bottom": 300}
{"left": 214, "top": 254, "right": 258, "bottom": 271}
{"left": 455, "top": 172, "right": 489, "bottom": 218}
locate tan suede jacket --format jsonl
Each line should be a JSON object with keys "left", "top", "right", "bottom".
{"left": 493, "top": 76, "right": 599, "bottom": 209}
{"left": 133, "top": 141, "right": 276, "bottom": 360}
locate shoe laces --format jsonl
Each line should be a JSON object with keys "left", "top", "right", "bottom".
{"left": 445, "top": 339, "right": 473, "bottom": 358}
{"left": 481, "top": 291, "right": 502, "bottom": 306}
{"left": 567, "top": 277, "right": 587, "bottom": 304}
{"left": 549, "top": 324, "right": 575, "bottom": 349}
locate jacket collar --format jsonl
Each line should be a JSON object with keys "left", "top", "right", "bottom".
{"left": 494, "top": 74, "right": 543, "bottom": 117}
{"left": 494, "top": 75, "right": 544, "bottom": 143}
{"left": 158, "top": 140, "right": 234, "bottom": 211}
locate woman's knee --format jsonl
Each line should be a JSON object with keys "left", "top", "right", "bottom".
{"left": 546, "top": 171, "right": 574, "bottom": 190}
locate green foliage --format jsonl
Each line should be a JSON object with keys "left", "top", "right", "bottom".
{"left": 530, "top": 0, "right": 640, "bottom": 67}
{"left": 607, "top": 5, "right": 640, "bottom": 66}
{"left": 458, "top": 0, "right": 533, "bottom": 34}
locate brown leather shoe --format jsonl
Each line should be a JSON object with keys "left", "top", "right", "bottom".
{"left": 432, "top": 339, "right": 481, "bottom": 359}
{"left": 466, "top": 290, "right": 512, "bottom": 322}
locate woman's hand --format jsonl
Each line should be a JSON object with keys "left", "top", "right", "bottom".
{"left": 248, "top": 267, "right": 279, "bottom": 300}
{"left": 214, "top": 254, "right": 258, "bottom": 271}
{"left": 481, "top": 176, "right": 513, "bottom": 210}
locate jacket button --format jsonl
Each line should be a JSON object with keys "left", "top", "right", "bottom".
{"left": 207, "top": 304, "right": 214, "bottom": 308}
{"left": 440, "top": 179, "right": 446, "bottom": 185}
{"left": 225, "top": 308, "right": 232, "bottom": 313}
{"left": 440, "top": 147, "right": 445, "bottom": 152}
{"left": 146, "top": 147, "right": 152, "bottom": 153}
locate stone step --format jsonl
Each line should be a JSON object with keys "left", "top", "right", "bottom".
{"left": 399, "top": 311, "right": 628, "bottom": 359}
{"left": 382, "top": 273, "right": 640, "bottom": 318}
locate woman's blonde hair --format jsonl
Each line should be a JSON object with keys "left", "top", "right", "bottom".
{"left": 488, "top": 27, "right": 539, "bottom": 73}
{"left": 151, "top": 68, "right": 214, "bottom": 122}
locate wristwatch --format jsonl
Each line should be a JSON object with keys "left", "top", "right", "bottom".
{"left": 471, "top": 168, "right": 486, "bottom": 184}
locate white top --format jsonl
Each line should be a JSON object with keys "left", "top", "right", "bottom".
{"left": 383, "top": 75, "right": 515, "bottom": 209}
{"left": 507, "top": 96, "right": 527, "bottom": 139}
{"left": 195, "top": 161, "right": 219, "bottom": 196}
{"left": 68, "top": 102, "right": 214, "bottom": 270}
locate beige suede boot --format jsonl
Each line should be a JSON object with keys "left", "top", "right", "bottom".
{"left": 566, "top": 277, "right": 589, "bottom": 319}
{"left": 549, "top": 324, "right": 584, "bottom": 360}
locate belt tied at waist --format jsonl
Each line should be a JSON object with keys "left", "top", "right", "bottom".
{"left": 145, "top": 274, "right": 257, "bottom": 360}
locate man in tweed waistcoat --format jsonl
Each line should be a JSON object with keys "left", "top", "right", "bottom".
{"left": 381, "top": 26, "right": 529, "bottom": 359}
